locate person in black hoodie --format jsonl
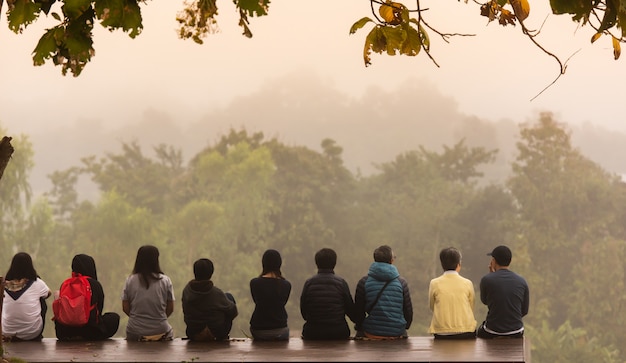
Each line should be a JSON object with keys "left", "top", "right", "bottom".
{"left": 54, "top": 254, "right": 120, "bottom": 340}
{"left": 182, "top": 258, "right": 238, "bottom": 341}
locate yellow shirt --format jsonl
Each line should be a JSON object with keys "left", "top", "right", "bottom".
{"left": 428, "top": 271, "right": 477, "bottom": 334}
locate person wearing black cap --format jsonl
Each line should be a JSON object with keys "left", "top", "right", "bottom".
{"left": 55, "top": 254, "right": 120, "bottom": 340}
{"left": 249, "top": 249, "right": 292, "bottom": 340}
{"left": 182, "top": 258, "right": 238, "bottom": 341}
{"left": 476, "top": 245, "right": 529, "bottom": 339}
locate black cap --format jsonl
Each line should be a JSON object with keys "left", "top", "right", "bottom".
{"left": 487, "top": 245, "right": 512, "bottom": 266}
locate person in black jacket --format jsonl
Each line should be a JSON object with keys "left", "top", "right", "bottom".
{"left": 182, "top": 258, "right": 238, "bottom": 341}
{"left": 54, "top": 254, "right": 120, "bottom": 340}
{"left": 300, "top": 248, "right": 357, "bottom": 340}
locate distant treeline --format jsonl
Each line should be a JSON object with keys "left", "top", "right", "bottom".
{"left": 1, "top": 112, "right": 625, "bottom": 363}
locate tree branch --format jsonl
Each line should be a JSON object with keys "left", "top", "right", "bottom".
{"left": 0, "top": 136, "right": 14, "bottom": 182}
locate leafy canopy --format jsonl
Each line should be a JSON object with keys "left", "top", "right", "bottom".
{"left": 0, "top": 0, "right": 624, "bottom": 76}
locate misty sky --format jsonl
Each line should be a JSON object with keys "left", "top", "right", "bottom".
{"left": 1, "top": 0, "right": 625, "bottom": 136}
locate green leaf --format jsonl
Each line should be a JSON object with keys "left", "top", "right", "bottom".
{"left": 95, "top": 0, "right": 143, "bottom": 38}
{"left": 236, "top": 0, "right": 270, "bottom": 17}
{"left": 349, "top": 17, "right": 373, "bottom": 34}
{"left": 400, "top": 24, "right": 422, "bottom": 56}
{"left": 32, "top": 27, "right": 59, "bottom": 66}
{"left": 549, "top": 0, "right": 592, "bottom": 18}
{"left": 380, "top": 25, "right": 407, "bottom": 55}
{"left": 36, "top": 0, "right": 58, "bottom": 14}
{"left": 400, "top": 5, "right": 410, "bottom": 23}
{"left": 368, "top": 26, "right": 387, "bottom": 54}
{"left": 363, "top": 26, "right": 385, "bottom": 66}
{"left": 63, "top": 0, "right": 91, "bottom": 19}
{"left": 7, "top": 0, "right": 42, "bottom": 33}
{"left": 407, "top": 19, "right": 429, "bottom": 52}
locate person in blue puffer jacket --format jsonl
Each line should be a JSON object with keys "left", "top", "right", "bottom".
{"left": 354, "top": 245, "right": 413, "bottom": 339}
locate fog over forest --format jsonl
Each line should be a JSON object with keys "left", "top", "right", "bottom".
{"left": 19, "top": 71, "right": 626, "bottom": 199}
{"left": 3, "top": 72, "right": 626, "bottom": 363}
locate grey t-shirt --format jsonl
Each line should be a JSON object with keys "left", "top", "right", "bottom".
{"left": 122, "top": 273, "right": 175, "bottom": 338}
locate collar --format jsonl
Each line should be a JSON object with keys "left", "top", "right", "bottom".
{"left": 443, "top": 270, "right": 459, "bottom": 275}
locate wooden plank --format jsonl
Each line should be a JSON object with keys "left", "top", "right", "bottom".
{"left": 2, "top": 337, "right": 529, "bottom": 363}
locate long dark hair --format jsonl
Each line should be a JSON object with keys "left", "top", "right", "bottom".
{"left": 5, "top": 252, "right": 38, "bottom": 281}
{"left": 132, "top": 245, "right": 164, "bottom": 289}
{"left": 260, "top": 249, "right": 284, "bottom": 279}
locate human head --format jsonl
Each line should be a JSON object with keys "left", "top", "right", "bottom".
{"left": 261, "top": 249, "right": 283, "bottom": 277}
{"left": 193, "top": 258, "right": 214, "bottom": 280}
{"left": 439, "top": 247, "right": 461, "bottom": 271}
{"left": 373, "top": 245, "right": 395, "bottom": 264}
{"left": 315, "top": 248, "right": 337, "bottom": 270}
{"left": 72, "top": 254, "right": 98, "bottom": 280}
{"left": 488, "top": 245, "right": 512, "bottom": 267}
{"left": 5, "top": 252, "right": 38, "bottom": 281}
{"left": 132, "top": 245, "right": 164, "bottom": 288}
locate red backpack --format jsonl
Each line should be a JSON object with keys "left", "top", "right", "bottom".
{"left": 52, "top": 272, "right": 96, "bottom": 326}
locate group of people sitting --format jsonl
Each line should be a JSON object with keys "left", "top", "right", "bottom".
{"left": 0, "top": 243, "right": 529, "bottom": 342}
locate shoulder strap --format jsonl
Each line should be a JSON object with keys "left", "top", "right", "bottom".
{"left": 366, "top": 278, "right": 394, "bottom": 314}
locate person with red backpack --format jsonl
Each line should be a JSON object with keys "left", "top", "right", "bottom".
{"left": 54, "top": 254, "right": 120, "bottom": 340}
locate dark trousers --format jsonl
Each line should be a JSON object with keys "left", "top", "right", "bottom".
{"left": 187, "top": 293, "right": 236, "bottom": 341}
{"left": 476, "top": 321, "right": 524, "bottom": 339}
{"left": 56, "top": 312, "right": 120, "bottom": 340}
{"left": 434, "top": 331, "right": 476, "bottom": 340}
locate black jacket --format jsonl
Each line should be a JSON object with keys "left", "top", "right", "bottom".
{"left": 300, "top": 269, "right": 357, "bottom": 340}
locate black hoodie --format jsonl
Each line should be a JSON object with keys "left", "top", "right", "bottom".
{"left": 182, "top": 279, "right": 238, "bottom": 339}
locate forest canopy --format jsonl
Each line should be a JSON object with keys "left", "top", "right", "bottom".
{"left": 1, "top": 113, "right": 626, "bottom": 362}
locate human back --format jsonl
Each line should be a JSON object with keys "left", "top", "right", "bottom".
{"left": 249, "top": 249, "right": 291, "bottom": 341}
{"left": 122, "top": 245, "right": 174, "bottom": 341}
{"left": 480, "top": 268, "right": 528, "bottom": 332}
{"left": 428, "top": 247, "right": 476, "bottom": 339}
{"left": 2, "top": 252, "right": 51, "bottom": 341}
{"left": 354, "top": 245, "right": 413, "bottom": 339}
{"left": 477, "top": 245, "right": 529, "bottom": 339}
{"left": 300, "top": 248, "right": 356, "bottom": 340}
{"left": 182, "top": 258, "right": 238, "bottom": 341}
{"left": 54, "top": 254, "right": 120, "bottom": 340}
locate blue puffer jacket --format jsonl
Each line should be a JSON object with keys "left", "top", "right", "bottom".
{"left": 361, "top": 262, "right": 408, "bottom": 337}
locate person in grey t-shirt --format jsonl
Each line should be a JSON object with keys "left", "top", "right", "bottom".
{"left": 122, "top": 245, "right": 175, "bottom": 341}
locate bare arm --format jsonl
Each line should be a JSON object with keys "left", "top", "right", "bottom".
{"left": 165, "top": 300, "right": 174, "bottom": 317}
{"left": 122, "top": 300, "right": 131, "bottom": 316}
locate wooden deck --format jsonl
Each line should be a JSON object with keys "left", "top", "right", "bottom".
{"left": 2, "top": 337, "right": 530, "bottom": 362}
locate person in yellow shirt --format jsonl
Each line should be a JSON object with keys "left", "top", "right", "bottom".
{"left": 428, "top": 247, "right": 477, "bottom": 339}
